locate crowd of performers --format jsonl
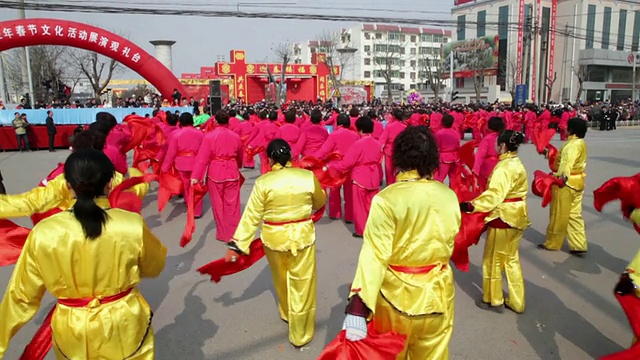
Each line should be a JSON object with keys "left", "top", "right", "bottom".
{"left": 0, "top": 101, "right": 637, "bottom": 360}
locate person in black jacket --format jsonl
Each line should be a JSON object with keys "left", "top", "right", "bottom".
{"left": 45, "top": 110, "right": 56, "bottom": 152}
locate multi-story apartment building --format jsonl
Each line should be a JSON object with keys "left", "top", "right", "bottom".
{"left": 452, "top": 0, "right": 640, "bottom": 104}
{"left": 293, "top": 24, "right": 452, "bottom": 100}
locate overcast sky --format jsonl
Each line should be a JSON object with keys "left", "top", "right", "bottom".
{"left": 0, "top": 0, "right": 453, "bottom": 79}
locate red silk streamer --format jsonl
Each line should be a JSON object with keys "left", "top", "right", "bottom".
{"left": 600, "top": 294, "right": 640, "bottom": 360}
{"left": 20, "top": 306, "right": 55, "bottom": 360}
{"left": 122, "top": 115, "right": 150, "bottom": 153}
{"left": 318, "top": 321, "right": 407, "bottom": 360}
{"left": 157, "top": 168, "right": 183, "bottom": 213}
{"left": 533, "top": 128, "right": 556, "bottom": 154}
{"left": 108, "top": 174, "right": 157, "bottom": 214}
{"left": 459, "top": 140, "right": 478, "bottom": 170}
{"left": 593, "top": 174, "right": 640, "bottom": 235}
{"left": 31, "top": 208, "right": 63, "bottom": 227}
{"left": 0, "top": 219, "right": 32, "bottom": 267}
{"left": 450, "top": 167, "right": 489, "bottom": 272}
{"left": 546, "top": 144, "right": 558, "bottom": 171}
{"left": 531, "top": 170, "right": 565, "bottom": 208}
{"left": 201, "top": 119, "right": 217, "bottom": 133}
{"left": 245, "top": 145, "right": 265, "bottom": 159}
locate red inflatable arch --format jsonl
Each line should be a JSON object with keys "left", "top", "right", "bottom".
{"left": 0, "top": 18, "right": 186, "bottom": 99}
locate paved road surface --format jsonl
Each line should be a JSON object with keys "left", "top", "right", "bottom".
{"left": 0, "top": 128, "right": 638, "bottom": 359}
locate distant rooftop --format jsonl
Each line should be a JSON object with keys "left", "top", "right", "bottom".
{"left": 361, "top": 23, "right": 452, "bottom": 37}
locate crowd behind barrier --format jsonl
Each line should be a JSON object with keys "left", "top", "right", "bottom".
{"left": 0, "top": 107, "right": 194, "bottom": 125}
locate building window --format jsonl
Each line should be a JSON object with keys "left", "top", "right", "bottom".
{"left": 364, "top": 71, "right": 371, "bottom": 78}
{"left": 618, "top": 9, "right": 628, "bottom": 50}
{"left": 410, "top": 72, "right": 416, "bottom": 80}
{"left": 410, "top": 48, "right": 417, "bottom": 55}
{"left": 410, "top": 60, "right": 416, "bottom": 67}
{"left": 434, "top": 34, "right": 444, "bottom": 43}
{"left": 586, "top": 5, "right": 596, "bottom": 49}
{"left": 602, "top": 7, "right": 612, "bottom": 49}
{"left": 364, "top": 45, "right": 371, "bottom": 53}
{"left": 498, "top": 6, "right": 509, "bottom": 40}
{"left": 411, "top": 35, "right": 416, "bottom": 42}
{"left": 365, "top": 32, "right": 370, "bottom": 40}
{"left": 364, "top": 58, "right": 371, "bottom": 65}
{"left": 421, "top": 34, "right": 433, "bottom": 42}
{"left": 633, "top": 11, "right": 640, "bottom": 51}
{"left": 400, "top": 72, "right": 405, "bottom": 79}
{"left": 375, "top": 33, "right": 382, "bottom": 39}
{"left": 457, "top": 15, "right": 466, "bottom": 40}
{"left": 389, "top": 32, "right": 401, "bottom": 41}
{"left": 477, "top": 11, "right": 486, "bottom": 37}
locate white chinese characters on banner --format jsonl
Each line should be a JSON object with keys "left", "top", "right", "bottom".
{"left": 0, "top": 22, "right": 142, "bottom": 64}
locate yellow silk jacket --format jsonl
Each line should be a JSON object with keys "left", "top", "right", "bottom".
{"left": 471, "top": 152, "right": 531, "bottom": 230}
{"left": 0, "top": 197, "right": 167, "bottom": 359}
{"left": 0, "top": 168, "right": 149, "bottom": 218}
{"left": 627, "top": 210, "right": 640, "bottom": 288}
{"left": 349, "top": 170, "right": 460, "bottom": 316}
{"left": 553, "top": 134, "right": 587, "bottom": 191}
{"left": 233, "top": 162, "right": 326, "bottom": 255}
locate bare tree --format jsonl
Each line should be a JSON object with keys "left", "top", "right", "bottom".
{"left": 70, "top": 50, "right": 122, "bottom": 100}
{"left": 468, "top": 47, "right": 496, "bottom": 102}
{"left": 419, "top": 55, "right": 446, "bottom": 102}
{"left": 315, "top": 30, "right": 357, "bottom": 100}
{"left": 545, "top": 72, "right": 558, "bottom": 103}
{"left": 502, "top": 55, "right": 518, "bottom": 102}
{"left": 373, "top": 34, "right": 411, "bottom": 104}
{"left": 272, "top": 43, "right": 294, "bottom": 105}
{"left": 2, "top": 46, "right": 77, "bottom": 104}
{"left": 572, "top": 65, "right": 591, "bottom": 104}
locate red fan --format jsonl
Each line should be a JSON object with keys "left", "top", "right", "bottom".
{"left": 108, "top": 174, "right": 157, "bottom": 213}
{"left": 0, "top": 219, "right": 31, "bottom": 266}
{"left": 533, "top": 128, "right": 556, "bottom": 154}
{"left": 600, "top": 294, "right": 640, "bottom": 360}
{"left": 158, "top": 168, "right": 183, "bottom": 213}
{"left": 531, "top": 170, "right": 564, "bottom": 208}
{"left": 318, "top": 321, "right": 407, "bottom": 360}
{"left": 459, "top": 140, "right": 478, "bottom": 170}
{"left": 197, "top": 239, "right": 266, "bottom": 283}
{"left": 450, "top": 167, "right": 489, "bottom": 272}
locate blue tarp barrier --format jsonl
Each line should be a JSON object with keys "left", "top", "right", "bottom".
{"left": 0, "top": 107, "right": 193, "bottom": 125}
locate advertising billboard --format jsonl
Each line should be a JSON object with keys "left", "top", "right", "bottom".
{"left": 441, "top": 35, "right": 500, "bottom": 79}
{"left": 454, "top": 0, "right": 476, "bottom": 5}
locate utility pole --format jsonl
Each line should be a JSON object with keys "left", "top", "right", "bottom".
{"left": 633, "top": 53, "right": 637, "bottom": 104}
{"left": 449, "top": 49, "right": 454, "bottom": 102}
{"left": 18, "top": 0, "right": 34, "bottom": 105}
{"left": 560, "top": 25, "right": 569, "bottom": 102}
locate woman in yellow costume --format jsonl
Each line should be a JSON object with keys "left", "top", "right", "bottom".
{"left": 342, "top": 126, "right": 461, "bottom": 359}
{"left": 224, "top": 138, "right": 326, "bottom": 348}
{"left": 460, "top": 130, "right": 530, "bottom": 314}
{"left": 0, "top": 129, "right": 149, "bottom": 220}
{"left": 538, "top": 117, "right": 588, "bottom": 257}
{"left": 0, "top": 149, "right": 167, "bottom": 359}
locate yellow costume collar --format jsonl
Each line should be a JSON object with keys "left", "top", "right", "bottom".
{"left": 271, "top": 162, "right": 293, "bottom": 171}
{"left": 396, "top": 169, "right": 431, "bottom": 182}
{"left": 499, "top": 152, "right": 518, "bottom": 161}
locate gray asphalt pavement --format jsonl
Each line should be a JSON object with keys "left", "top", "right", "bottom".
{"left": 0, "top": 128, "right": 639, "bottom": 359}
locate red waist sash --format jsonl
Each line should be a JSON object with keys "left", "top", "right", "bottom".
{"left": 264, "top": 217, "right": 311, "bottom": 226}
{"left": 486, "top": 197, "right": 524, "bottom": 229}
{"left": 210, "top": 156, "right": 236, "bottom": 161}
{"left": 177, "top": 150, "right": 196, "bottom": 157}
{"left": 58, "top": 288, "right": 133, "bottom": 307}
{"left": 389, "top": 263, "right": 446, "bottom": 274}
{"left": 503, "top": 197, "right": 523, "bottom": 203}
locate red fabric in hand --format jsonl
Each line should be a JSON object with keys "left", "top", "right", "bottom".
{"left": 158, "top": 168, "right": 183, "bottom": 213}
{"left": 20, "top": 305, "right": 55, "bottom": 360}
{"left": 600, "top": 294, "right": 640, "bottom": 360}
{"left": 122, "top": 115, "right": 150, "bottom": 153}
{"left": 532, "top": 170, "right": 564, "bottom": 208}
{"left": 458, "top": 140, "right": 478, "bottom": 170}
{"left": 318, "top": 321, "right": 407, "bottom": 360}
{"left": 245, "top": 146, "right": 265, "bottom": 159}
{"left": 197, "top": 239, "right": 266, "bottom": 283}
{"left": 31, "top": 208, "right": 63, "bottom": 227}
{"left": 180, "top": 182, "right": 209, "bottom": 248}
{"left": 108, "top": 174, "right": 157, "bottom": 214}
{"left": 593, "top": 174, "right": 640, "bottom": 234}
{"left": 533, "top": 128, "right": 556, "bottom": 154}
{"left": 450, "top": 167, "right": 489, "bottom": 272}
{"left": 0, "top": 219, "right": 32, "bottom": 266}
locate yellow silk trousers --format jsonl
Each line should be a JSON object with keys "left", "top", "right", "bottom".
{"left": 52, "top": 324, "right": 154, "bottom": 359}
{"left": 482, "top": 227, "right": 526, "bottom": 313}
{"left": 374, "top": 294, "right": 454, "bottom": 360}
{"left": 264, "top": 244, "right": 317, "bottom": 347}
{"left": 544, "top": 185, "right": 587, "bottom": 251}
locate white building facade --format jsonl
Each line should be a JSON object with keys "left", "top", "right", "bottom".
{"left": 452, "top": 0, "right": 640, "bottom": 104}
{"left": 293, "top": 24, "right": 452, "bottom": 101}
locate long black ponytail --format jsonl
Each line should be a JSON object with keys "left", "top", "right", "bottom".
{"left": 64, "top": 149, "right": 115, "bottom": 240}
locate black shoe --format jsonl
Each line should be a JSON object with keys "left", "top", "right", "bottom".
{"left": 537, "top": 244, "right": 552, "bottom": 251}
{"left": 570, "top": 250, "right": 587, "bottom": 258}
{"left": 244, "top": 166, "right": 255, "bottom": 169}
{"left": 475, "top": 299, "right": 504, "bottom": 313}
{"left": 345, "top": 221, "right": 353, "bottom": 224}
{"left": 329, "top": 217, "right": 340, "bottom": 220}
{"left": 352, "top": 233, "right": 363, "bottom": 238}
{"left": 195, "top": 215, "right": 202, "bottom": 220}
{"left": 49, "top": 149, "right": 55, "bottom": 152}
